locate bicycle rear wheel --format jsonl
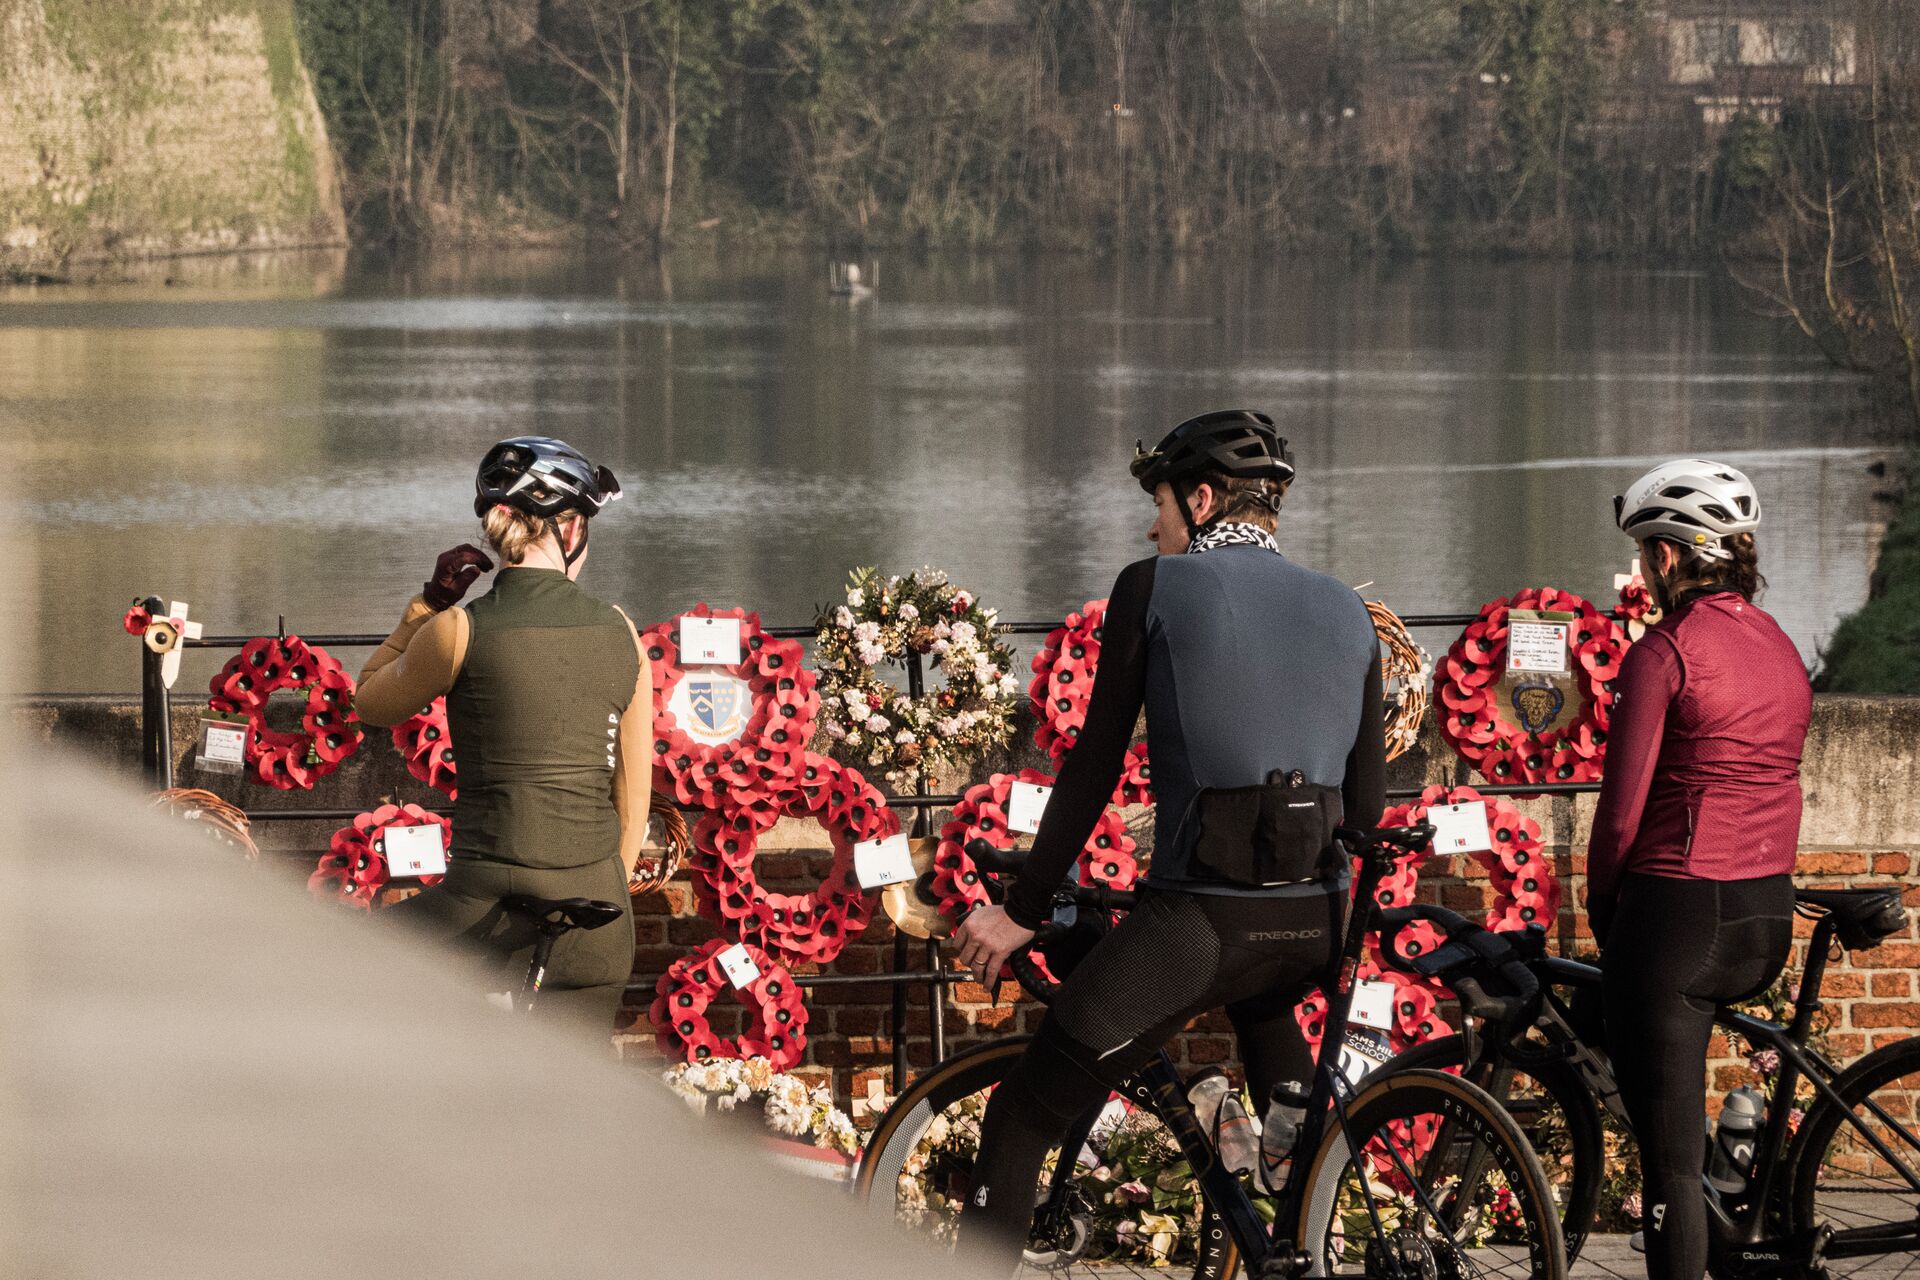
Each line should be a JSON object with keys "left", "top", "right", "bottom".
{"left": 855, "top": 1038, "right": 1240, "bottom": 1278}
{"left": 1294, "top": 1068, "right": 1568, "bottom": 1280}
{"left": 1376, "top": 1035, "right": 1604, "bottom": 1262}
{"left": 1787, "top": 1035, "right": 1920, "bottom": 1277}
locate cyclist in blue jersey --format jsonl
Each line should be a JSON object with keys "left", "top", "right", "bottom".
{"left": 950, "top": 410, "right": 1387, "bottom": 1271}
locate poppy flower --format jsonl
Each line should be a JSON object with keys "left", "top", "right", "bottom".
{"left": 1444, "top": 651, "right": 1494, "bottom": 690}
{"left": 1578, "top": 637, "right": 1624, "bottom": 682}
{"left": 1384, "top": 919, "right": 1446, "bottom": 968}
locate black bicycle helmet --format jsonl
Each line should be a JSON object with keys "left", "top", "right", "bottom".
{"left": 473, "top": 436, "right": 622, "bottom": 520}
{"left": 1131, "top": 410, "right": 1296, "bottom": 494}
{"left": 1131, "top": 410, "right": 1295, "bottom": 535}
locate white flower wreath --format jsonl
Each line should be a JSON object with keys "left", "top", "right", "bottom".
{"left": 662, "top": 1055, "right": 863, "bottom": 1157}
{"left": 813, "top": 567, "right": 1020, "bottom": 788}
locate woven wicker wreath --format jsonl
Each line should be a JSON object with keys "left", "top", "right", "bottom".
{"left": 1367, "top": 600, "right": 1434, "bottom": 763}
{"left": 629, "top": 793, "right": 692, "bottom": 898}
{"left": 149, "top": 788, "right": 258, "bottom": 860}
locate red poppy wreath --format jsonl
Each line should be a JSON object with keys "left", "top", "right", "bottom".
{"left": 391, "top": 697, "right": 457, "bottom": 799}
{"left": 1027, "top": 598, "right": 1153, "bottom": 806}
{"left": 650, "top": 939, "right": 809, "bottom": 1070}
{"left": 207, "top": 636, "right": 362, "bottom": 789}
{"left": 931, "top": 768, "right": 1138, "bottom": 921}
{"left": 1432, "top": 586, "right": 1626, "bottom": 786}
{"left": 309, "top": 803, "right": 449, "bottom": 910}
{"left": 641, "top": 606, "right": 819, "bottom": 810}
{"left": 685, "top": 755, "right": 897, "bottom": 966}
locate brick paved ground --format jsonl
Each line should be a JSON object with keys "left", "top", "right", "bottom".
{"left": 993, "top": 1231, "right": 1920, "bottom": 1277}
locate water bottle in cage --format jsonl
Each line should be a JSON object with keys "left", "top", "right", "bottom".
{"left": 1707, "top": 1086, "right": 1766, "bottom": 1195}
{"left": 1259, "top": 1079, "right": 1312, "bottom": 1193}
{"left": 1187, "top": 1070, "right": 1258, "bottom": 1174}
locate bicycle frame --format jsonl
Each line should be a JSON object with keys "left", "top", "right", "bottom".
{"left": 1458, "top": 913, "right": 1920, "bottom": 1274}
{"left": 1028, "top": 836, "right": 1467, "bottom": 1277}
{"left": 517, "top": 929, "right": 560, "bottom": 1012}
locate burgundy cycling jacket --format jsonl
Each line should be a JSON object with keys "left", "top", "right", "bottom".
{"left": 1586, "top": 591, "right": 1811, "bottom": 934}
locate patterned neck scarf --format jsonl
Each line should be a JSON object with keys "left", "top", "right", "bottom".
{"left": 1187, "top": 521, "right": 1281, "bottom": 556}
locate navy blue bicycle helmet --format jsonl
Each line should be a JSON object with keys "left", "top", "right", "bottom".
{"left": 473, "top": 436, "right": 622, "bottom": 520}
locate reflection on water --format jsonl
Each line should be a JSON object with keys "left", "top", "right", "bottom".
{"left": 5, "top": 249, "right": 1892, "bottom": 694}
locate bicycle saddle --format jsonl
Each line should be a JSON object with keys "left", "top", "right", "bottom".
{"left": 1796, "top": 886, "right": 1908, "bottom": 952}
{"left": 502, "top": 895, "right": 624, "bottom": 933}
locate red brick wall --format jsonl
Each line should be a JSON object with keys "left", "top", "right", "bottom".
{"left": 617, "top": 835, "right": 1920, "bottom": 1124}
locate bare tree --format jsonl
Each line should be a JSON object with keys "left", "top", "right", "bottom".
{"left": 1731, "top": 0, "right": 1920, "bottom": 429}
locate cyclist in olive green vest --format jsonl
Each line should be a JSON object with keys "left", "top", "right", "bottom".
{"left": 356, "top": 437, "right": 651, "bottom": 1036}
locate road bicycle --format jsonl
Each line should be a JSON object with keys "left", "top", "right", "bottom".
{"left": 1368, "top": 885, "right": 1915, "bottom": 1279}
{"left": 855, "top": 826, "right": 1570, "bottom": 1279}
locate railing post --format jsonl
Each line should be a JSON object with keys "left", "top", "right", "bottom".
{"left": 140, "top": 643, "right": 174, "bottom": 789}
{"left": 907, "top": 649, "right": 947, "bottom": 1073}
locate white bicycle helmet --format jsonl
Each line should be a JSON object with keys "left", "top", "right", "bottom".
{"left": 1614, "top": 459, "right": 1761, "bottom": 564}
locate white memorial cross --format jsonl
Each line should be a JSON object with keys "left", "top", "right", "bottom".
{"left": 162, "top": 600, "right": 204, "bottom": 689}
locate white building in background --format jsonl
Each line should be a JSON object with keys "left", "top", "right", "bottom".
{"left": 1662, "top": 1, "right": 1858, "bottom": 125}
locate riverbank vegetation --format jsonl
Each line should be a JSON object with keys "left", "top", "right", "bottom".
{"left": 1818, "top": 476, "right": 1920, "bottom": 693}
{"left": 291, "top": 0, "right": 1918, "bottom": 411}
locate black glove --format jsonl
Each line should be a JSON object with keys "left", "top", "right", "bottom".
{"left": 423, "top": 544, "right": 493, "bottom": 611}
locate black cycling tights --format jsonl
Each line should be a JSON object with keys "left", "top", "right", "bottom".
{"left": 957, "top": 888, "right": 1343, "bottom": 1275}
{"left": 1601, "top": 872, "right": 1793, "bottom": 1280}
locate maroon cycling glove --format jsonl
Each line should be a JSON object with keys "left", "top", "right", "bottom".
{"left": 423, "top": 544, "right": 493, "bottom": 611}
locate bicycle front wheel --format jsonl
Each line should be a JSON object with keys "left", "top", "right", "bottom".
{"left": 1375, "top": 1034, "right": 1604, "bottom": 1262}
{"left": 1294, "top": 1068, "right": 1567, "bottom": 1280}
{"left": 1787, "top": 1035, "right": 1920, "bottom": 1276}
{"left": 855, "top": 1038, "right": 1241, "bottom": 1278}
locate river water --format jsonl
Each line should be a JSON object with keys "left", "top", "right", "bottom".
{"left": 5, "top": 248, "right": 1893, "bottom": 694}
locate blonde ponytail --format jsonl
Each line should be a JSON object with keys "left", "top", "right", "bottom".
{"left": 481, "top": 506, "right": 580, "bottom": 566}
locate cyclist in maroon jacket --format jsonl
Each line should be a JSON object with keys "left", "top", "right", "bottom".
{"left": 1590, "top": 459, "right": 1811, "bottom": 1280}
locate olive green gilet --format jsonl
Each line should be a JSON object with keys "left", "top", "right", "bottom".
{"left": 444, "top": 568, "right": 639, "bottom": 869}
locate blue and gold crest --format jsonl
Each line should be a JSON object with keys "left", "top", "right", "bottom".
{"left": 688, "top": 677, "right": 745, "bottom": 736}
{"left": 668, "top": 671, "right": 752, "bottom": 746}
{"left": 1510, "top": 678, "right": 1565, "bottom": 737}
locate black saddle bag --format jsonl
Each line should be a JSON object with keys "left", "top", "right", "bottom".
{"left": 1188, "top": 770, "right": 1342, "bottom": 887}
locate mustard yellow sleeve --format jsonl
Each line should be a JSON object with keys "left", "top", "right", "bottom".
{"left": 354, "top": 597, "right": 470, "bottom": 728}
{"left": 611, "top": 608, "right": 654, "bottom": 876}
